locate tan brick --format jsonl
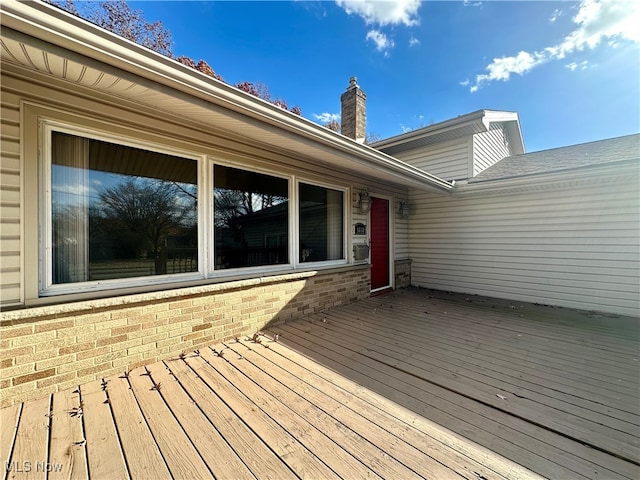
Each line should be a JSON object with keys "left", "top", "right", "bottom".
{"left": 34, "top": 319, "right": 75, "bottom": 333}
{"left": 127, "top": 343, "right": 156, "bottom": 356}
{"left": 34, "top": 338, "right": 73, "bottom": 352}
{"left": 13, "top": 368, "right": 55, "bottom": 385}
{"left": 37, "top": 372, "right": 76, "bottom": 389}
{"left": 1, "top": 325, "right": 34, "bottom": 339}
{"left": 142, "top": 332, "right": 168, "bottom": 345}
{"left": 142, "top": 303, "right": 170, "bottom": 314}
{"left": 92, "top": 350, "right": 126, "bottom": 365}
{"left": 10, "top": 330, "right": 57, "bottom": 348}
{"left": 182, "top": 331, "right": 203, "bottom": 342}
{"left": 182, "top": 305, "right": 205, "bottom": 315}
{"left": 77, "top": 362, "right": 112, "bottom": 378}
{"left": 0, "top": 358, "right": 13, "bottom": 369}
{"left": 84, "top": 318, "right": 127, "bottom": 332}
{"left": 75, "top": 330, "right": 111, "bottom": 344}
{"left": 74, "top": 311, "right": 111, "bottom": 325}
{"left": 96, "top": 334, "right": 128, "bottom": 347}
{"left": 110, "top": 308, "right": 137, "bottom": 320}
{"left": 126, "top": 328, "right": 154, "bottom": 340}
{"left": 142, "top": 318, "right": 169, "bottom": 330}
{"left": 35, "top": 353, "right": 76, "bottom": 371}
{"left": 192, "top": 322, "right": 212, "bottom": 332}
{"left": 0, "top": 345, "right": 34, "bottom": 360}
{"left": 169, "top": 300, "right": 192, "bottom": 310}
{"left": 0, "top": 362, "right": 34, "bottom": 380}
{"left": 0, "top": 382, "right": 37, "bottom": 407}
{"left": 56, "top": 325, "right": 94, "bottom": 339}
{"left": 59, "top": 341, "right": 96, "bottom": 356}
{"left": 110, "top": 338, "right": 142, "bottom": 352}
{"left": 141, "top": 350, "right": 159, "bottom": 361}
{"left": 58, "top": 358, "right": 95, "bottom": 374}
{"left": 112, "top": 324, "right": 142, "bottom": 336}
{"left": 156, "top": 337, "right": 182, "bottom": 350}
{"left": 125, "top": 313, "right": 154, "bottom": 325}
{"left": 77, "top": 345, "right": 110, "bottom": 361}
{"left": 112, "top": 355, "right": 142, "bottom": 370}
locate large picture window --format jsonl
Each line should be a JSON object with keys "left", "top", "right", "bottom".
{"left": 213, "top": 165, "right": 289, "bottom": 269}
{"left": 299, "top": 183, "right": 344, "bottom": 263}
{"left": 40, "top": 121, "right": 349, "bottom": 297}
{"left": 49, "top": 131, "right": 198, "bottom": 286}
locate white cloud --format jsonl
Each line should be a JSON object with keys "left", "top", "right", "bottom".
{"left": 463, "top": 0, "right": 483, "bottom": 7}
{"left": 409, "top": 36, "right": 420, "bottom": 47}
{"left": 366, "top": 30, "right": 395, "bottom": 54}
{"left": 400, "top": 124, "right": 412, "bottom": 133}
{"left": 549, "top": 8, "right": 562, "bottom": 23}
{"left": 459, "top": 79, "right": 470, "bottom": 87}
{"left": 566, "top": 60, "right": 589, "bottom": 71}
{"left": 335, "top": 0, "right": 421, "bottom": 26}
{"left": 468, "top": 0, "right": 639, "bottom": 92}
{"left": 313, "top": 112, "right": 341, "bottom": 123}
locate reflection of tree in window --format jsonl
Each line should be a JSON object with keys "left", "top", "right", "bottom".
{"left": 299, "top": 183, "right": 344, "bottom": 262}
{"left": 51, "top": 132, "right": 198, "bottom": 284}
{"left": 214, "top": 165, "right": 288, "bottom": 269}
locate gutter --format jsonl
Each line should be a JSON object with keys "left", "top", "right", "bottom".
{"left": 0, "top": 0, "right": 454, "bottom": 193}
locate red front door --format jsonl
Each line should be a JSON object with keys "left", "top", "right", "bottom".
{"left": 370, "top": 197, "right": 389, "bottom": 290}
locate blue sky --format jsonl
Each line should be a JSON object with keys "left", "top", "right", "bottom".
{"left": 126, "top": 0, "right": 639, "bottom": 153}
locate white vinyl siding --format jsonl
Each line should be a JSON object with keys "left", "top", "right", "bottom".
{"left": 395, "top": 213, "right": 409, "bottom": 260}
{"left": 0, "top": 91, "right": 21, "bottom": 305}
{"left": 473, "top": 124, "right": 511, "bottom": 176}
{"left": 409, "top": 169, "right": 640, "bottom": 317}
{"left": 394, "top": 138, "right": 469, "bottom": 182}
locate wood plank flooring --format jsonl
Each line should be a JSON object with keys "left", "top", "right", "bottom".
{"left": 2, "top": 288, "right": 638, "bottom": 479}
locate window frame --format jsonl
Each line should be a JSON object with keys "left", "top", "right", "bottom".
{"left": 39, "top": 119, "right": 206, "bottom": 296}
{"left": 294, "top": 179, "right": 349, "bottom": 269}
{"left": 35, "top": 117, "right": 352, "bottom": 298}
{"left": 208, "top": 159, "right": 294, "bottom": 277}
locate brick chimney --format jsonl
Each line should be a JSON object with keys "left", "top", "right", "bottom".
{"left": 340, "top": 77, "right": 366, "bottom": 143}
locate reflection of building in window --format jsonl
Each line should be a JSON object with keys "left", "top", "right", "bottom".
{"left": 51, "top": 131, "right": 198, "bottom": 285}
{"left": 299, "top": 183, "right": 344, "bottom": 262}
{"left": 214, "top": 165, "right": 288, "bottom": 269}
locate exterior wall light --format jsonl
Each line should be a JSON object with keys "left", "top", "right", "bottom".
{"left": 398, "top": 200, "right": 410, "bottom": 218}
{"left": 359, "top": 188, "right": 371, "bottom": 214}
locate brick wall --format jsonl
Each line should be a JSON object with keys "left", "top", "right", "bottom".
{"left": 395, "top": 259, "right": 412, "bottom": 288}
{"left": 0, "top": 266, "right": 370, "bottom": 407}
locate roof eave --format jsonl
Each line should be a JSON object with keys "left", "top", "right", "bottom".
{"left": 1, "top": 0, "right": 453, "bottom": 193}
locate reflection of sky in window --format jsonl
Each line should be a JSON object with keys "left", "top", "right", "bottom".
{"left": 52, "top": 167, "right": 196, "bottom": 216}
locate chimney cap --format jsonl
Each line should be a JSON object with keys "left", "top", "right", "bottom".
{"left": 348, "top": 76, "right": 358, "bottom": 88}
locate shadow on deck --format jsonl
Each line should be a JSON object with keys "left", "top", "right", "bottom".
{"left": 2, "top": 288, "right": 639, "bottom": 479}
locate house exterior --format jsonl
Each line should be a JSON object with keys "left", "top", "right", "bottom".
{"left": 374, "top": 116, "right": 639, "bottom": 319}
{"left": 0, "top": 0, "right": 638, "bottom": 407}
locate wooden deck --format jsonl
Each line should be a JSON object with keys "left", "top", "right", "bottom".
{"left": 2, "top": 288, "right": 639, "bottom": 479}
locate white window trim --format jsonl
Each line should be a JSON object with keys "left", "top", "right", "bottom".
{"left": 36, "top": 119, "right": 353, "bottom": 298}
{"left": 39, "top": 119, "right": 205, "bottom": 297}
{"left": 294, "top": 178, "right": 349, "bottom": 269}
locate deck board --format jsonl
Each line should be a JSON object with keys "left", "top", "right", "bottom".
{"left": 167, "top": 355, "right": 297, "bottom": 480}
{"left": 48, "top": 387, "right": 88, "bottom": 480}
{"left": 2, "top": 287, "right": 638, "bottom": 480}
{"left": 80, "top": 379, "right": 128, "bottom": 479}
{"left": 296, "top": 310, "right": 639, "bottom": 455}
{"left": 1, "top": 403, "right": 20, "bottom": 478}
{"left": 331, "top": 306, "right": 639, "bottom": 425}
{"left": 106, "top": 374, "right": 170, "bottom": 479}
{"left": 126, "top": 366, "right": 212, "bottom": 479}
{"left": 5, "top": 396, "right": 49, "bottom": 480}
